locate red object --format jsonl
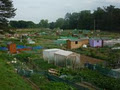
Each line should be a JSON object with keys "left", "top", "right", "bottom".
{"left": 8, "top": 44, "right": 17, "bottom": 54}
{"left": 8, "top": 43, "right": 32, "bottom": 53}
{"left": 17, "top": 48, "right": 32, "bottom": 52}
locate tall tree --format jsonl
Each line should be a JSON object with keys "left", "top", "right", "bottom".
{"left": 0, "top": 0, "right": 16, "bottom": 32}
{"left": 93, "top": 7, "right": 105, "bottom": 30}
{"left": 55, "top": 18, "right": 64, "bottom": 29}
{"left": 39, "top": 19, "right": 49, "bottom": 28}
{"left": 62, "top": 13, "right": 71, "bottom": 29}
{"left": 49, "top": 22, "right": 55, "bottom": 29}
{"left": 78, "top": 10, "right": 93, "bottom": 29}
{"left": 69, "top": 12, "right": 79, "bottom": 29}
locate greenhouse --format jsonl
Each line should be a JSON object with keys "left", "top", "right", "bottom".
{"left": 43, "top": 49, "right": 61, "bottom": 64}
{"left": 43, "top": 49, "right": 81, "bottom": 69}
{"left": 54, "top": 50, "right": 81, "bottom": 69}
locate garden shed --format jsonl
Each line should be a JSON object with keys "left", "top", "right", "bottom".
{"left": 8, "top": 43, "right": 17, "bottom": 54}
{"left": 43, "top": 49, "right": 61, "bottom": 64}
{"left": 54, "top": 36, "right": 78, "bottom": 45}
{"left": 54, "top": 50, "right": 80, "bottom": 69}
{"left": 89, "top": 38, "right": 103, "bottom": 47}
{"left": 67, "top": 39, "right": 89, "bottom": 49}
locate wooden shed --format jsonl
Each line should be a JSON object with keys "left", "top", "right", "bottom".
{"left": 67, "top": 39, "right": 89, "bottom": 49}
{"left": 8, "top": 43, "right": 17, "bottom": 54}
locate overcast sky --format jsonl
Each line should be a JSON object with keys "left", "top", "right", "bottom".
{"left": 11, "top": 0, "right": 120, "bottom": 23}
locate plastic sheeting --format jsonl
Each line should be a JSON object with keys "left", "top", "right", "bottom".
{"left": 17, "top": 45, "right": 30, "bottom": 49}
{"left": 17, "top": 45, "right": 43, "bottom": 50}
{"left": 32, "top": 46, "right": 43, "bottom": 50}
{"left": 85, "top": 64, "right": 120, "bottom": 78}
{"left": 54, "top": 50, "right": 80, "bottom": 68}
{"left": 43, "top": 49, "right": 81, "bottom": 69}
{"left": 104, "top": 39, "right": 120, "bottom": 47}
{"left": 43, "top": 49, "right": 61, "bottom": 64}
{"left": 0, "top": 47, "right": 8, "bottom": 50}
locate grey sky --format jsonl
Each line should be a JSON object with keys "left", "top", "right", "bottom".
{"left": 11, "top": 0, "right": 120, "bottom": 23}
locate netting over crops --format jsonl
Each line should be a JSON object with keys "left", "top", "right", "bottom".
{"left": 85, "top": 63, "right": 120, "bottom": 78}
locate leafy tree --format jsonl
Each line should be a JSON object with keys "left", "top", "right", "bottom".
{"left": 63, "top": 13, "right": 71, "bottom": 29}
{"left": 69, "top": 12, "right": 79, "bottom": 29}
{"left": 78, "top": 10, "right": 93, "bottom": 29}
{"left": 39, "top": 19, "right": 49, "bottom": 28}
{"left": 26, "top": 21, "right": 36, "bottom": 28}
{"left": 93, "top": 7, "right": 105, "bottom": 30}
{"left": 0, "top": 0, "right": 16, "bottom": 32}
{"left": 49, "top": 22, "right": 55, "bottom": 29}
{"left": 10, "top": 20, "right": 36, "bottom": 28}
{"left": 9, "top": 20, "right": 18, "bottom": 28}
{"left": 55, "top": 18, "right": 64, "bottom": 29}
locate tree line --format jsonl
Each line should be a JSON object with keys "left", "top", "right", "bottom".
{"left": 10, "top": 5, "right": 120, "bottom": 31}
{"left": 1, "top": 0, "right": 120, "bottom": 32}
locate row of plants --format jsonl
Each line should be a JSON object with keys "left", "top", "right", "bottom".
{"left": 60, "top": 68, "right": 120, "bottom": 90}
{"left": 30, "top": 74, "right": 76, "bottom": 90}
{"left": 74, "top": 47, "right": 120, "bottom": 68}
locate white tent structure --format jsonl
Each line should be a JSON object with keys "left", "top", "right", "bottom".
{"left": 43, "top": 49, "right": 61, "bottom": 64}
{"left": 54, "top": 50, "right": 80, "bottom": 69}
{"left": 103, "top": 39, "right": 120, "bottom": 46}
{"left": 43, "top": 49, "right": 81, "bottom": 69}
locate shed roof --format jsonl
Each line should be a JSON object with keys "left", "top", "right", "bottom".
{"left": 44, "top": 49, "right": 61, "bottom": 52}
{"left": 112, "top": 68, "right": 120, "bottom": 72}
{"left": 90, "top": 37, "right": 112, "bottom": 40}
{"left": 54, "top": 50, "right": 73, "bottom": 56}
{"left": 68, "top": 39, "right": 88, "bottom": 42}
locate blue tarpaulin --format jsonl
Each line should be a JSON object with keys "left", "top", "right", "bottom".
{"left": 32, "top": 46, "right": 43, "bottom": 50}
{"left": 0, "top": 47, "right": 8, "bottom": 51}
{"left": 17, "top": 45, "right": 43, "bottom": 50}
{"left": 0, "top": 45, "right": 43, "bottom": 51}
{"left": 17, "top": 45, "right": 31, "bottom": 49}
